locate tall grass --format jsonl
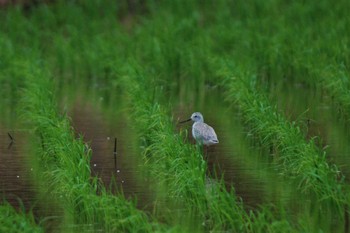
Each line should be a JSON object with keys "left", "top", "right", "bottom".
{"left": 0, "top": 201, "right": 43, "bottom": 233}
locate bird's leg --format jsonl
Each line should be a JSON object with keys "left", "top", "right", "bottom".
{"left": 196, "top": 143, "right": 204, "bottom": 156}
{"left": 197, "top": 143, "right": 208, "bottom": 161}
{"left": 196, "top": 143, "right": 201, "bottom": 154}
{"left": 204, "top": 146, "right": 208, "bottom": 161}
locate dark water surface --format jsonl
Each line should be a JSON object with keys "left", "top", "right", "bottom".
{"left": 0, "top": 128, "right": 36, "bottom": 209}
{"left": 0, "top": 126, "right": 63, "bottom": 231}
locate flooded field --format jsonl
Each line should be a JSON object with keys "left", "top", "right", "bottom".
{"left": 1, "top": 1, "right": 350, "bottom": 232}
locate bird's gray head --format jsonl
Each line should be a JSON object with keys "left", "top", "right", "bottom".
{"left": 191, "top": 112, "right": 204, "bottom": 123}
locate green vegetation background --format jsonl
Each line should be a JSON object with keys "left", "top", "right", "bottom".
{"left": 1, "top": 0, "right": 350, "bottom": 232}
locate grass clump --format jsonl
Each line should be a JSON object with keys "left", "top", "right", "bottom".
{"left": 218, "top": 63, "right": 348, "bottom": 211}
{"left": 0, "top": 201, "right": 43, "bottom": 233}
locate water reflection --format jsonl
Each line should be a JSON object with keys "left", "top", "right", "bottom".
{"left": 7, "top": 132, "right": 14, "bottom": 149}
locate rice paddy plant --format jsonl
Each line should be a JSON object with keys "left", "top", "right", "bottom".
{"left": 19, "top": 62, "right": 172, "bottom": 232}
{"left": 0, "top": 201, "right": 43, "bottom": 233}
{"left": 217, "top": 62, "right": 349, "bottom": 212}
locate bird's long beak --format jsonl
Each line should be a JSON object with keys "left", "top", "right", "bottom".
{"left": 179, "top": 118, "right": 191, "bottom": 124}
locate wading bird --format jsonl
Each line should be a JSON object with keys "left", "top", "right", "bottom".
{"left": 180, "top": 112, "right": 219, "bottom": 146}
